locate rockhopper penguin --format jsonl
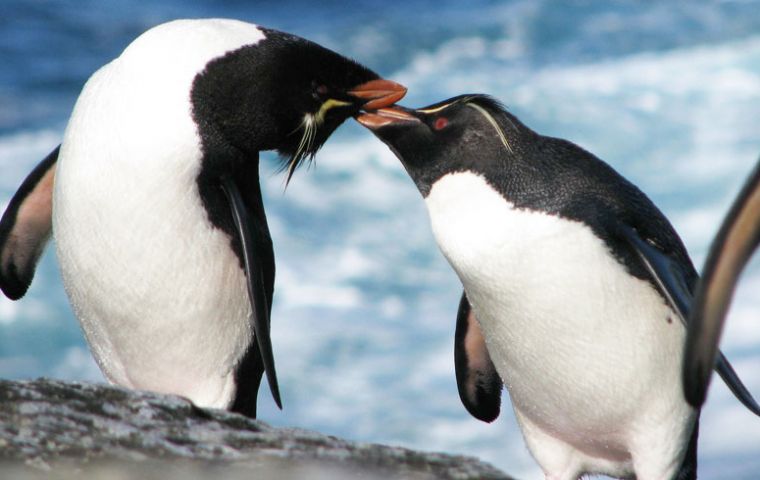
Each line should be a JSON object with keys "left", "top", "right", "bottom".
{"left": 0, "top": 18, "right": 406, "bottom": 418}
{"left": 357, "top": 95, "right": 759, "bottom": 480}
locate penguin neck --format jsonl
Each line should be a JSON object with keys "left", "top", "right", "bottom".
{"left": 418, "top": 117, "right": 546, "bottom": 210}
{"left": 414, "top": 138, "right": 527, "bottom": 201}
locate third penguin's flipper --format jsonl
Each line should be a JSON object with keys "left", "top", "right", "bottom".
{"left": 0, "top": 146, "right": 59, "bottom": 300}
{"left": 221, "top": 175, "right": 282, "bottom": 410}
{"left": 684, "top": 159, "right": 760, "bottom": 409}
{"left": 617, "top": 223, "right": 760, "bottom": 416}
{"left": 455, "top": 291, "right": 502, "bottom": 423}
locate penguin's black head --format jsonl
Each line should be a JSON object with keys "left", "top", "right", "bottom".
{"left": 356, "top": 95, "right": 519, "bottom": 196}
{"left": 192, "top": 27, "right": 406, "bottom": 183}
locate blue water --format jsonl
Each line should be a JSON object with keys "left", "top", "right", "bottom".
{"left": 2, "top": 1, "right": 760, "bottom": 478}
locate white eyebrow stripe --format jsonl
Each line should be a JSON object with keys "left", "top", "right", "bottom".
{"left": 466, "top": 102, "right": 513, "bottom": 154}
{"left": 417, "top": 103, "right": 456, "bottom": 114}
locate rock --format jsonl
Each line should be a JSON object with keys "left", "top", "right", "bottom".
{"left": 0, "top": 378, "right": 513, "bottom": 480}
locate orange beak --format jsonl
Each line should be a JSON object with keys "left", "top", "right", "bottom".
{"left": 348, "top": 79, "right": 408, "bottom": 111}
{"left": 355, "top": 106, "right": 421, "bottom": 129}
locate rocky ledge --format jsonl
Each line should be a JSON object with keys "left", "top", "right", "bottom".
{"left": 0, "top": 378, "right": 513, "bottom": 479}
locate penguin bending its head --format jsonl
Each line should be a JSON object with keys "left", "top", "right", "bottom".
{"left": 683, "top": 158, "right": 760, "bottom": 409}
{"left": 0, "top": 19, "right": 406, "bottom": 418}
{"left": 357, "top": 96, "right": 759, "bottom": 480}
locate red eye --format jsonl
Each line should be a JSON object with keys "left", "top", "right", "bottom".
{"left": 316, "top": 85, "right": 328, "bottom": 95}
{"left": 434, "top": 117, "right": 449, "bottom": 130}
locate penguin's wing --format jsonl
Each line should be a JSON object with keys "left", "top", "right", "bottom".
{"left": 0, "top": 146, "right": 58, "bottom": 300}
{"left": 684, "top": 159, "right": 760, "bottom": 409}
{"left": 455, "top": 291, "right": 502, "bottom": 423}
{"left": 220, "top": 175, "right": 282, "bottom": 410}
{"left": 616, "top": 223, "right": 760, "bottom": 416}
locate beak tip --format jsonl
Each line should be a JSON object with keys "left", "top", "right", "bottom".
{"left": 349, "top": 78, "right": 408, "bottom": 111}
{"left": 362, "top": 90, "right": 406, "bottom": 111}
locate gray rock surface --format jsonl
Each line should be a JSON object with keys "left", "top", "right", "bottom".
{"left": 0, "top": 378, "right": 514, "bottom": 479}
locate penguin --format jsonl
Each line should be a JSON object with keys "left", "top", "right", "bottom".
{"left": 356, "top": 95, "right": 760, "bottom": 480}
{"left": 0, "top": 18, "right": 406, "bottom": 418}
{"left": 683, "top": 158, "right": 760, "bottom": 410}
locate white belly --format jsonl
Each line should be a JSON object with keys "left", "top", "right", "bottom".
{"left": 51, "top": 19, "right": 267, "bottom": 409}
{"left": 54, "top": 174, "right": 251, "bottom": 409}
{"left": 425, "top": 172, "right": 695, "bottom": 478}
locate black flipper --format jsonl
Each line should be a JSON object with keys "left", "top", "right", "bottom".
{"left": 0, "top": 146, "right": 59, "bottom": 300}
{"left": 454, "top": 291, "right": 502, "bottom": 423}
{"left": 684, "top": 159, "right": 760, "bottom": 409}
{"left": 220, "top": 175, "right": 282, "bottom": 411}
{"left": 617, "top": 224, "right": 760, "bottom": 416}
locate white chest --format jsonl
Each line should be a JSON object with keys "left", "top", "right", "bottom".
{"left": 424, "top": 172, "right": 694, "bottom": 476}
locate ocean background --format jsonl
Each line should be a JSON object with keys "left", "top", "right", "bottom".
{"left": 2, "top": 1, "right": 760, "bottom": 478}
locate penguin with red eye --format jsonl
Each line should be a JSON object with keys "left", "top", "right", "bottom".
{"left": 357, "top": 95, "right": 760, "bottom": 480}
{"left": 0, "top": 19, "right": 406, "bottom": 418}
